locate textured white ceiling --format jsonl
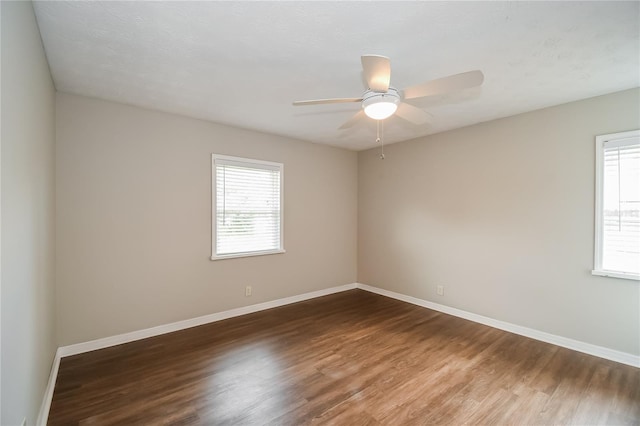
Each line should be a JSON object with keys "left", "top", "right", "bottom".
{"left": 33, "top": 1, "right": 639, "bottom": 151}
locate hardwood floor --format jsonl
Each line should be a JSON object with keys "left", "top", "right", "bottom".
{"left": 48, "top": 290, "right": 640, "bottom": 425}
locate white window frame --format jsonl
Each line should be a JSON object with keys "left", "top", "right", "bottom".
{"left": 211, "top": 154, "right": 285, "bottom": 260}
{"left": 592, "top": 129, "right": 640, "bottom": 281}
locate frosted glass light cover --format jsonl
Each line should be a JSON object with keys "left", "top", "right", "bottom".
{"left": 364, "top": 101, "right": 398, "bottom": 120}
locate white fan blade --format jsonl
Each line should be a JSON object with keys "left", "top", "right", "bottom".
{"left": 403, "top": 70, "right": 484, "bottom": 100}
{"left": 395, "top": 102, "right": 431, "bottom": 125}
{"left": 361, "top": 55, "right": 391, "bottom": 92}
{"left": 339, "top": 110, "right": 365, "bottom": 130}
{"left": 293, "top": 97, "right": 362, "bottom": 106}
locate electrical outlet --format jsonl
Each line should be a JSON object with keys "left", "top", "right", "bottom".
{"left": 436, "top": 285, "right": 444, "bottom": 296}
{"left": 245, "top": 286, "right": 252, "bottom": 297}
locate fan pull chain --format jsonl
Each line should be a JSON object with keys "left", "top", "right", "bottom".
{"left": 376, "top": 120, "right": 385, "bottom": 160}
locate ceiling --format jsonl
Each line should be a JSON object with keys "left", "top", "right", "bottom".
{"left": 33, "top": 1, "right": 639, "bottom": 151}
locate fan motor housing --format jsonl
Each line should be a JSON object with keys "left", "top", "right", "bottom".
{"left": 362, "top": 87, "right": 401, "bottom": 105}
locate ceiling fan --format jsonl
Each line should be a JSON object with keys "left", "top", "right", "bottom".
{"left": 293, "top": 55, "right": 484, "bottom": 129}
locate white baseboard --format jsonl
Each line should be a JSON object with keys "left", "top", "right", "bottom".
{"left": 59, "top": 282, "right": 357, "bottom": 357}
{"left": 355, "top": 283, "right": 640, "bottom": 368}
{"left": 36, "top": 348, "right": 62, "bottom": 426}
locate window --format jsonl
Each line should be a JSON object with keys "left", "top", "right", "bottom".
{"left": 212, "top": 154, "right": 284, "bottom": 260}
{"left": 593, "top": 130, "right": 640, "bottom": 280}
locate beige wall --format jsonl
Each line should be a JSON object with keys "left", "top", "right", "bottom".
{"left": 358, "top": 88, "right": 640, "bottom": 356}
{"left": 1, "top": 1, "right": 57, "bottom": 424}
{"left": 56, "top": 93, "right": 358, "bottom": 346}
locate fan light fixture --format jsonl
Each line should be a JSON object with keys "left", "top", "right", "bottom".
{"left": 362, "top": 89, "right": 401, "bottom": 120}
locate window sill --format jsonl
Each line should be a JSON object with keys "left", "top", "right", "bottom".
{"left": 591, "top": 269, "right": 639, "bottom": 281}
{"left": 211, "top": 249, "right": 286, "bottom": 261}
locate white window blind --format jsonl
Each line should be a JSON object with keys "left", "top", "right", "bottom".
{"left": 593, "top": 130, "right": 640, "bottom": 280}
{"left": 212, "top": 155, "right": 284, "bottom": 260}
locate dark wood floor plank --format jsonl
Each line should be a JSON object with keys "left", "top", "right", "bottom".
{"left": 48, "top": 289, "right": 640, "bottom": 425}
{"left": 501, "top": 387, "right": 551, "bottom": 425}
{"left": 537, "top": 352, "right": 597, "bottom": 424}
